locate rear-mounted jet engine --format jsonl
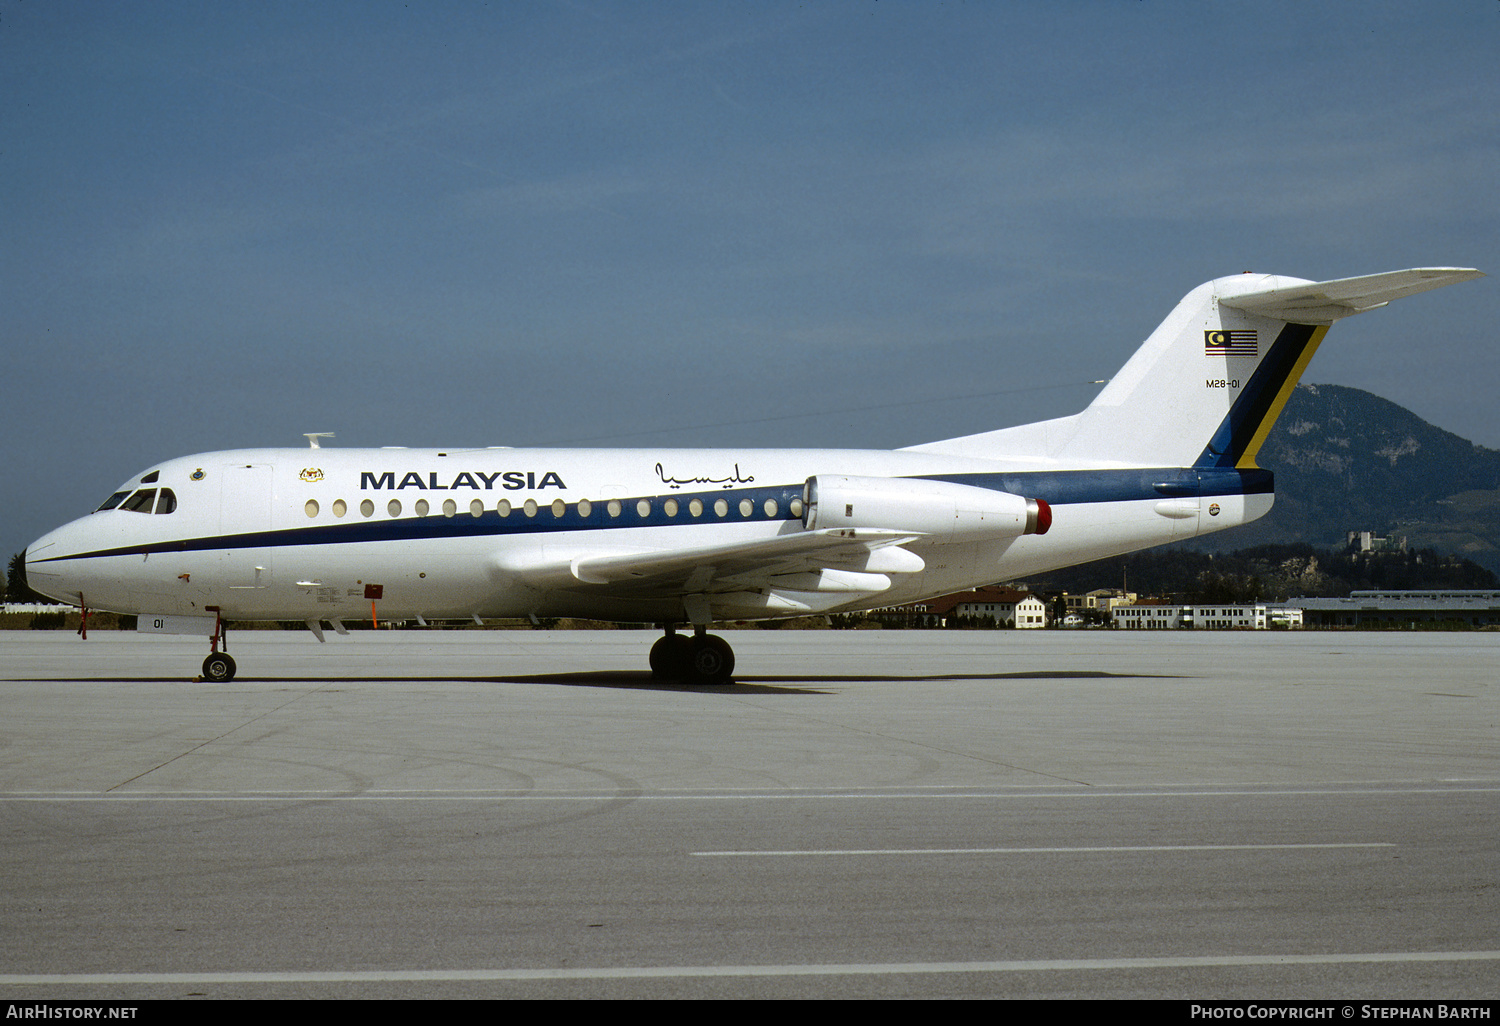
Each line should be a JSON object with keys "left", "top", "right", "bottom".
{"left": 802, "top": 475, "right": 1051, "bottom": 540}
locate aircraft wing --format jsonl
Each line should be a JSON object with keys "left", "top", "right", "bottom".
{"left": 568, "top": 528, "right": 925, "bottom": 594}
{"left": 1218, "top": 267, "right": 1484, "bottom": 324}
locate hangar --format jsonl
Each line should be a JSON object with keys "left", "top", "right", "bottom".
{"left": 1296, "top": 591, "right": 1500, "bottom": 628}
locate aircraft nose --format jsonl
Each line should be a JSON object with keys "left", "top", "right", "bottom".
{"left": 24, "top": 526, "right": 83, "bottom": 605}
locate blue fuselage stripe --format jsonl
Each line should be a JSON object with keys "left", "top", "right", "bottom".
{"left": 920, "top": 467, "right": 1271, "bottom": 505}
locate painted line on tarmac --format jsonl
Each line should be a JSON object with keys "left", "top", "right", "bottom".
{"left": 3, "top": 785, "right": 1498, "bottom": 801}
{"left": 692, "top": 843, "right": 1395, "bottom": 857}
{"left": 4, "top": 950, "right": 1499, "bottom": 986}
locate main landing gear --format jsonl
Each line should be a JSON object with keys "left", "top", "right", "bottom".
{"left": 200, "top": 611, "right": 237, "bottom": 682}
{"left": 649, "top": 626, "right": 735, "bottom": 685}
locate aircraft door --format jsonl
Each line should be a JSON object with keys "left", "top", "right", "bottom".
{"left": 219, "top": 463, "right": 274, "bottom": 589}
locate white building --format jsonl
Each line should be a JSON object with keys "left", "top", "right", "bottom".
{"left": 1112, "top": 602, "right": 1187, "bottom": 629}
{"left": 955, "top": 590, "right": 1048, "bottom": 628}
{"left": 1112, "top": 602, "right": 1303, "bottom": 630}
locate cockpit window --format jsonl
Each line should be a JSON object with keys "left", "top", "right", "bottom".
{"left": 120, "top": 489, "right": 157, "bottom": 513}
{"left": 96, "top": 491, "right": 130, "bottom": 512}
{"left": 140, "top": 471, "right": 160, "bottom": 484}
{"left": 156, "top": 489, "right": 177, "bottom": 514}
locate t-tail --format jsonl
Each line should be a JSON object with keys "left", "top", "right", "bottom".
{"left": 908, "top": 268, "right": 1484, "bottom": 469}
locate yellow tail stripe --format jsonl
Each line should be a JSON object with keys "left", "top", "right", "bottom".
{"left": 1236, "top": 324, "right": 1329, "bottom": 470}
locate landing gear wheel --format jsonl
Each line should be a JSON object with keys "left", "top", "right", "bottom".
{"left": 685, "top": 634, "right": 735, "bottom": 685}
{"left": 649, "top": 633, "right": 692, "bottom": 679}
{"left": 202, "top": 653, "right": 237, "bottom": 682}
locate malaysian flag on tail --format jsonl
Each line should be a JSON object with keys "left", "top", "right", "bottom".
{"left": 1204, "top": 329, "right": 1257, "bottom": 358}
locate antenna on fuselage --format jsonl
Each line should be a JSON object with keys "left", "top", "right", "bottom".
{"left": 303, "top": 433, "right": 336, "bottom": 449}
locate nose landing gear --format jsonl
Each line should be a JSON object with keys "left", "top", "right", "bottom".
{"left": 202, "top": 651, "right": 237, "bottom": 682}
{"left": 200, "top": 610, "right": 237, "bottom": 682}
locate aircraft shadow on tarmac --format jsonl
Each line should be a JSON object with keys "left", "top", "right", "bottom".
{"left": 503, "top": 669, "right": 1195, "bottom": 694}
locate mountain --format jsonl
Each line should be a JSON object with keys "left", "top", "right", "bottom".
{"left": 1218, "top": 384, "right": 1500, "bottom": 574}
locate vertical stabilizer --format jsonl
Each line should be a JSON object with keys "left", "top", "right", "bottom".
{"left": 909, "top": 268, "right": 1482, "bottom": 468}
{"left": 1055, "top": 273, "right": 1324, "bottom": 469}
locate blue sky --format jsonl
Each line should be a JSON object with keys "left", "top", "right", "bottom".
{"left": 4, "top": 0, "right": 1497, "bottom": 561}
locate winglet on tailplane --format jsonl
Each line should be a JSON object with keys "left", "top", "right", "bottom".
{"left": 906, "top": 267, "right": 1484, "bottom": 468}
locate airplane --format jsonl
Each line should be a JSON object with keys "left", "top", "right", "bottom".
{"left": 24, "top": 267, "right": 1483, "bottom": 684}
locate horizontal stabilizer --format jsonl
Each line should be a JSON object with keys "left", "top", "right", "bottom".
{"left": 1218, "top": 268, "right": 1484, "bottom": 324}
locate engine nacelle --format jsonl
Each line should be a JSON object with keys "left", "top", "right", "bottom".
{"left": 802, "top": 475, "right": 1050, "bottom": 540}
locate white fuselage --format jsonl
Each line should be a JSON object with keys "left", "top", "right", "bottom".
{"left": 25, "top": 444, "right": 1267, "bottom": 624}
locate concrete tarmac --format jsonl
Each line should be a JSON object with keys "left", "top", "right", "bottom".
{"left": 1, "top": 629, "right": 1496, "bottom": 999}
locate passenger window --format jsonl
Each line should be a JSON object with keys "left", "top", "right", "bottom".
{"left": 156, "top": 489, "right": 177, "bottom": 514}
{"left": 120, "top": 489, "right": 157, "bottom": 513}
